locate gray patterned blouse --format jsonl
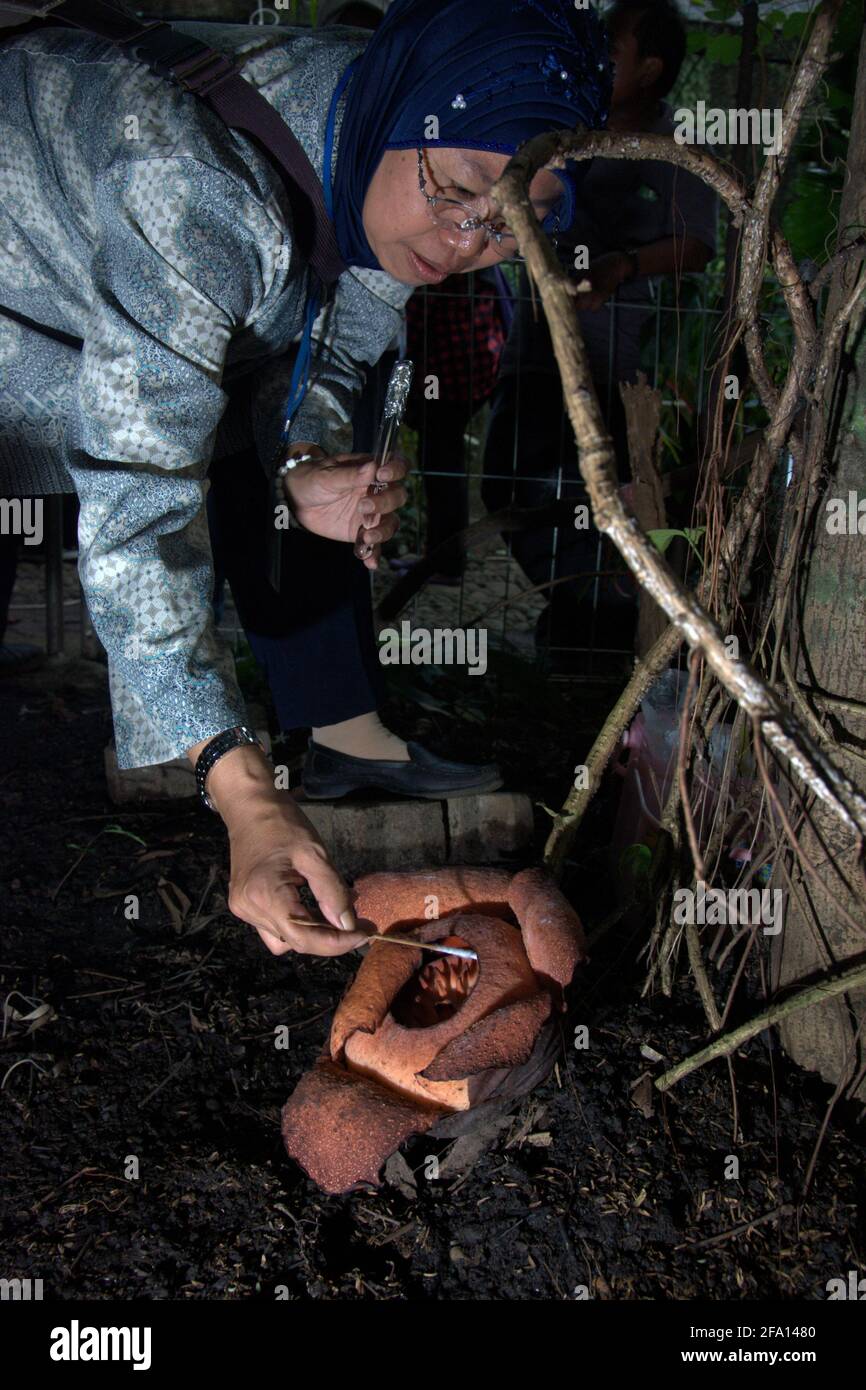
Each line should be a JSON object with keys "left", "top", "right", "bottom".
{"left": 0, "top": 21, "right": 412, "bottom": 768}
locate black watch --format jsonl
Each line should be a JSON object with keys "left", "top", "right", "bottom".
{"left": 195, "top": 726, "right": 265, "bottom": 812}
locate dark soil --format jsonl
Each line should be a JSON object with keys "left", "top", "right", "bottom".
{"left": 1, "top": 657, "right": 863, "bottom": 1302}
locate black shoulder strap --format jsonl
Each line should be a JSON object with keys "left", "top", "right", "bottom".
{"left": 0, "top": 0, "right": 348, "bottom": 287}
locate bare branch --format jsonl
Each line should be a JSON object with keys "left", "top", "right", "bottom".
{"left": 808, "top": 237, "right": 866, "bottom": 298}
{"left": 492, "top": 141, "right": 866, "bottom": 840}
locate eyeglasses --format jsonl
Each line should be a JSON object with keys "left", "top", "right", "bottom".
{"left": 416, "top": 149, "right": 560, "bottom": 263}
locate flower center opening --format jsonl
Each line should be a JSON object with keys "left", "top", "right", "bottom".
{"left": 390, "top": 937, "right": 479, "bottom": 1029}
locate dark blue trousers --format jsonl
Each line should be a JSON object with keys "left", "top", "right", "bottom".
{"left": 207, "top": 354, "right": 398, "bottom": 732}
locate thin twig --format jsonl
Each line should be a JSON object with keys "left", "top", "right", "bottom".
{"left": 678, "top": 1203, "right": 794, "bottom": 1251}
{"left": 543, "top": 624, "right": 682, "bottom": 874}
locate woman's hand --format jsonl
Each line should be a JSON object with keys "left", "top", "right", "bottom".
{"left": 191, "top": 742, "right": 369, "bottom": 957}
{"left": 572, "top": 251, "right": 634, "bottom": 313}
{"left": 280, "top": 443, "right": 408, "bottom": 570}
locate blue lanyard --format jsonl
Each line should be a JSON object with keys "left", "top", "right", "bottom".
{"left": 280, "top": 56, "right": 360, "bottom": 441}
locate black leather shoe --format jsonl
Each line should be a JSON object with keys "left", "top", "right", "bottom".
{"left": 302, "top": 738, "right": 504, "bottom": 800}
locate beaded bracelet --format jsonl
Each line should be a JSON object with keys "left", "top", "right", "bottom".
{"left": 274, "top": 449, "right": 319, "bottom": 480}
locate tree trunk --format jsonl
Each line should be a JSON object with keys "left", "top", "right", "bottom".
{"left": 775, "top": 16, "right": 866, "bottom": 1100}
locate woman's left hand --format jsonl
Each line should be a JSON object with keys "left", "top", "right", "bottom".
{"left": 280, "top": 446, "right": 409, "bottom": 570}
{"left": 572, "top": 251, "right": 634, "bottom": 313}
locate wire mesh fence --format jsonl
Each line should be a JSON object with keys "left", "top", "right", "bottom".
{"left": 370, "top": 264, "right": 732, "bottom": 680}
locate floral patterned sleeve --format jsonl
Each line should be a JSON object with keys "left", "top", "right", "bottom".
{"left": 69, "top": 154, "right": 281, "bottom": 769}
{"left": 251, "top": 265, "right": 413, "bottom": 468}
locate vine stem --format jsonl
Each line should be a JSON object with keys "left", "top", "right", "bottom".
{"left": 655, "top": 960, "right": 866, "bottom": 1093}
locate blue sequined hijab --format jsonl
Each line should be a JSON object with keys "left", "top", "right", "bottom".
{"left": 331, "top": 0, "right": 612, "bottom": 270}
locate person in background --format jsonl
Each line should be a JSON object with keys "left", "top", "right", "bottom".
{"left": 390, "top": 269, "right": 507, "bottom": 585}
{"left": 482, "top": 0, "right": 717, "bottom": 671}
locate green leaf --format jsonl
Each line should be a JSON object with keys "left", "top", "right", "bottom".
{"left": 686, "top": 30, "right": 708, "bottom": 52}
{"left": 104, "top": 825, "right": 147, "bottom": 847}
{"left": 706, "top": 33, "right": 742, "bottom": 65}
{"left": 647, "top": 526, "right": 701, "bottom": 552}
{"left": 826, "top": 84, "right": 853, "bottom": 112}
{"left": 647, "top": 527, "right": 680, "bottom": 555}
{"left": 782, "top": 11, "right": 808, "bottom": 39}
{"left": 648, "top": 526, "right": 706, "bottom": 567}
{"left": 619, "top": 843, "right": 652, "bottom": 885}
{"left": 781, "top": 164, "right": 841, "bottom": 264}
{"left": 755, "top": 17, "right": 785, "bottom": 52}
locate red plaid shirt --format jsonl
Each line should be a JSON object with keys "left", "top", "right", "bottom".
{"left": 405, "top": 274, "right": 506, "bottom": 408}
